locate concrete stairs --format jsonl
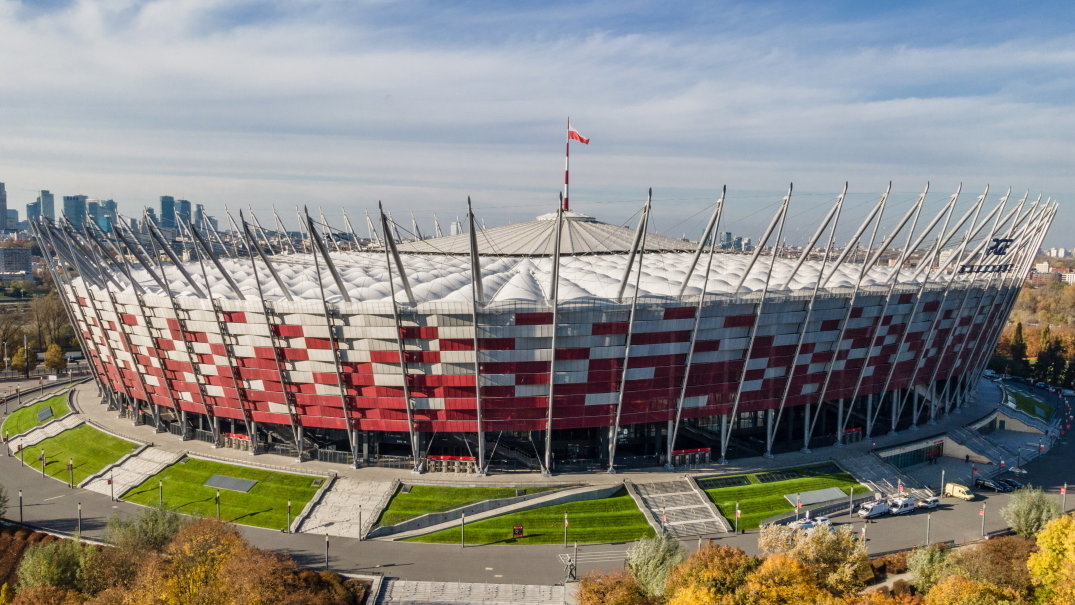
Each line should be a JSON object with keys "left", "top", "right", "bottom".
{"left": 377, "top": 580, "right": 565, "bottom": 604}
{"left": 947, "top": 426, "right": 1019, "bottom": 466}
{"left": 296, "top": 479, "right": 396, "bottom": 538}
{"left": 7, "top": 415, "right": 83, "bottom": 452}
{"left": 835, "top": 453, "right": 931, "bottom": 498}
{"left": 631, "top": 478, "right": 730, "bottom": 537}
{"left": 83, "top": 447, "right": 183, "bottom": 497}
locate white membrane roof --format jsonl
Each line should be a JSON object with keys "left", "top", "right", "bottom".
{"left": 395, "top": 210, "right": 695, "bottom": 255}
{"left": 112, "top": 249, "right": 938, "bottom": 304}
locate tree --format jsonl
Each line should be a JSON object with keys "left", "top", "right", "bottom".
{"left": 1002, "top": 486, "right": 1060, "bottom": 537}
{"left": 737, "top": 553, "right": 825, "bottom": 604}
{"left": 16, "top": 538, "right": 95, "bottom": 593}
{"left": 106, "top": 505, "right": 189, "bottom": 552}
{"left": 576, "top": 570, "right": 652, "bottom": 605}
{"left": 1027, "top": 514, "right": 1075, "bottom": 604}
{"left": 9, "top": 584, "right": 85, "bottom": 605}
{"left": 907, "top": 544, "right": 952, "bottom": 593}
{"left": 757, "top": 523, "right": 870, "bottom": 595}
{"left": 947, "top": 535, "right": 1035, "bottom": 595}
{"left": 922, "top": 575, "right": 1018, "bottom": 605}
{"left": 664, "top": 544, "right": 758, "bottom": 599}
{"left": 8, "top": 347, "right": 29, "bottom": 378}
{"left": 0, "top": 583, "right": 11, "bottom": 605}
{"left": 625, "top": 532, "right": 686, "bottom": 597}
{"left": 43, "top": 344, "right": 66, "bottom": 373}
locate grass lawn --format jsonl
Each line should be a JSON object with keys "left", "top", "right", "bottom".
{"left": 702, "top": 467, "right": 868, "bottom": 530}
{"left": 122, "top": 457, "right": 321, "bottom": 530}
{"left": 377, "top": 485, "right": 557, "bottom": 527}
{"left": 2, "top": 393, "right": 70, "bottom": 438}
{"left": 406, "top": 488, "right": 654, "bottom": 545}
{"left": 16, "top": 424, "right": 138, "bottom": 485}
{"left": 1011, "top": 391, "right": 1053, "bottom": 420}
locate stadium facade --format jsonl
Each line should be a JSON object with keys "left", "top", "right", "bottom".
{"left": 34, "top": 184, "right": 1054, "bottom": 474}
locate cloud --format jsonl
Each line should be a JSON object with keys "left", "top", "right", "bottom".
{"left": 0, "top": 0, "right": 1071, "bottom": 244}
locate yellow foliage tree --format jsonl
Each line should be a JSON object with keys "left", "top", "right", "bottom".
{"left": 664, "top": 544, "right": 758, "bottom": 598}
{"left": 1027, "top": 514, "right": 1075, "bottom": 604}
{"left": 737, "top": 553, "right": 826, "bottom": 605}
{"left": 757, "top": 523, "right": 870, "bottom": 595}
{"left": 922, "top": 575, "right": 1017, "bottom": 605}
{"left": 575, "top": 570, "right": 652, "bottom": 605}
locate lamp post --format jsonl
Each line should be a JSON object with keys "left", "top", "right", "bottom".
{"left": 158, "top": 480, "right": 163, "bottom": 508}
{"left": 324, "top": 533, "right": 329, "bottom": 569}
{"left": 18, "top": 490, "right": 23, "bottom": 523}
{"left": 563, "top": 512, "right": 568, "bottom": 547}
{"left": 848, "top": 487, "right": 854, "bottom": 516}
{"left": 980, "top": 503, "right": 986, "bottom": 538}
{"left": 39, "top": 448, "right": 45, "bottom": 478}
{"left": 940, "top": 469, "right": 945, "bottom": 494}
{"left": 77, "top": 502, "right": 82, "bottom": 535}
{"left": 460, "top": 512, "right": 466, "bottom": 549}
{"left": 358, "top": 505, "right": 362, "bottom": 541}
{"left": 1061, "top": 483, "right": 1068, "bottom": 513}
{"left": 286, "top": 500, "right": 291, "bottom": 533}
{"left": 215, "top": 490, "right": 220, "bottom": 520}
{"left": 925, "top": 512, "right": 931, "bottom": 546}
{"left": 68, "top": 458, "right": 74, "bottom": 489}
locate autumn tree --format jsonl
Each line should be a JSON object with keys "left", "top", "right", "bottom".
{"left": 664, "top": 544, "right": 758, "bottom": 600}
{"left": 737, "top": 553, "right": 825, "bottom": 604}
{"left": 43, "top": 344, "right": 66, "bottom": 373}
{"left": 757, "top": 523, "right": 869, "bottom": 595}
{"left": 1027, "top": 514, "right": 1075, "bottom": 604}
{"left": 625, "top": 532, "right": 686, "bottom": 598}
{"left": 8, "top": 347, "right": 29, "bottom": 378}
{"left": 576, "top": 570, "right": 652, "bottom": 605}
{"left": 9, "top": 584, "right": 85, "bottom": 605}
{"left": 1002, "top": 486, "right": 1060, "bottom": 537}
{"left": 946, "top": 535, "right": 1035, "bottom": 595}
{"left": 922, "top": 575, "right": 1018, "bottom": 605}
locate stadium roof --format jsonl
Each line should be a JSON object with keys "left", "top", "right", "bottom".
{"left": 395, "top": 210, "right": 695, "bottom": 256}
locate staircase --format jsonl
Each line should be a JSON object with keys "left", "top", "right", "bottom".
{"left": 632, "top": 479, "right": 730, "bottom": 537}
{"left": 835, "top": 454, "right": 931, "bottom": 498}
{"left": 947, "top": 426, "right": 1020, "bottom": 466}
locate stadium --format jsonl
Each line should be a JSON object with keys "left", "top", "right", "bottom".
{"left": 34, "top": 184, "right": 1054, "bottom": 475}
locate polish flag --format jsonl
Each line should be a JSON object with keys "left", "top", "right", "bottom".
{"left": 567, "top": 126, "right": 589, "bottom": 144}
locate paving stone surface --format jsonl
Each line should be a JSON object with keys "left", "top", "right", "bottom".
{"left": 83, "top": 447, "right": 183, "bottom": 497}
{"left": 298, "top": 478, "right": 396, "bottom": 538}
{"left": 377, "top": 580, "right": 566, "bottom": 604}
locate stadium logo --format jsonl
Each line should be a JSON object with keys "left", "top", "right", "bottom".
{"left": 986, "top": 238, "right": 1015, "bottom": 255}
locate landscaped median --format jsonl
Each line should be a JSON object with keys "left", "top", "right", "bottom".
{"left": 405, "top": 487, "right": 654, "bottom": 545}
{"left": 121, "top": 456, "right": 323, "bottom": 530}
{"left": 15, "top": 423, "right": 139, "bottom": 485}
{"left": 1, "top": 392, "right": 70, "bottom": 438}
{"left": 699, "top": 463, "right": 867, "bottom": 530}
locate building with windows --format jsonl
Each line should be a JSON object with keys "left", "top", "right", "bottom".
{"left": 35, "top": 186, "right": 1054, "bottom": 474}
{"left": 38, "top": 190, "right": 55, "bottom": 220}
{"left": 62, "top": 195, "right": 88, "bottom": 228}
{"left": 0, "top": 246, "right": 32, "bottom": 281}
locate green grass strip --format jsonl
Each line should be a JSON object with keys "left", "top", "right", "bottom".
{"left": 16, "top": 424, "right": 138, "bottom": 485}
{"left": 704, "top": 470, "right": 867, "bottom": 530}
{"left": 2, "top": 393, "right": 70, "bottom": 438}
{"left": 122, "top": 457, "right": 321, "bottom": 530}
{"left": 407, "top": 488, "right": 654, "bottom": 545}
{"left": 377, "top": 485, "right": 555, "bottom": 527}
{"left": 1011, "top": 391, "right": 1053, "bottom": 420}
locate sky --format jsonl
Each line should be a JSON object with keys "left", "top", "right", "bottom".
{"left": 1, "top": 0, "right": 1073, "bottom": 246}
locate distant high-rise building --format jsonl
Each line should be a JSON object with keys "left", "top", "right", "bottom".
{"left": 93, "top": 199, "right": 117, "bottom": 233}
{"left": 27, "top": 200, "right": 41, "bottom": 222}
{"left": 160, "top": 196, "right": 176, "bottom": 229}
{"left": 87, "top": 199, "right": 100, "bottom": 227}
{"left": 38, "top": 190, "right": 55, "bottom": 219}
{"left": 5, "top": 209, "right": 16, "bottom": 231}
{"left": 720, "top": 231, "right": 733, "bottom": 249}
{"left": 63, "top": 195, "right": 88, "bottom": 228}
{"left": 194, "top": 203, "right": 204, "bottom": 228}
{"left": 177, "top": 199, "right": 191, "bottom": 226}
{"left": 0, "top": 182, "right": 7, "bottom": 231}
{"left": 145, "top": 208, "right": 159, "bottom": 226}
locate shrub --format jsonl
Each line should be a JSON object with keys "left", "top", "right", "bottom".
{"left": 625, "top": 532, "right": 686, "bottom": 597}
{"left": 907, "top": 544, "right": 951, "bottom": 593}
{"left": 891, "top": 579, "right": 913, "bottom": 595}
{"left": 15, "top": 539, "right": 95, "bottom": 592}
{"left": 1002, "top": 486, "right": 1060, "bottom": 537}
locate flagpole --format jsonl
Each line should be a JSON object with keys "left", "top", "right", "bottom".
{"left": 563, "top": 117, "right": 571, "bottom": 211}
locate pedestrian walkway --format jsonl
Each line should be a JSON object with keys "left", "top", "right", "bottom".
{"left": 82, "top": 447, "right": 184, "bottom": 497}
{"left": 298, "top": 478, "right": 397, "bottom": 538}
{"left": 376, "top": 580, "right": 566, "bottom": 604}
{"left": 632, "top": 479, "right": 730, "bottom": 536}
{"left": 7, "top": 414, "right": 82, "bottom": 451}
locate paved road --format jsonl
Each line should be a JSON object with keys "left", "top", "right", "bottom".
{"left": 1, "top": 379, "right": 1072, "bottom": 586}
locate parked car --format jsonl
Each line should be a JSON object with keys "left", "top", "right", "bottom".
{"left": 1009, "top": 467, "right": 1030, "bottom": 477}
{"left": 916, "top": 496, "right": 940, "bottom": 510}
{"left": 858, "top": 500, "right": 891, "bottom": 519}
{"left": 996, "top": 477, "right": 1023, "bottom": 490}
{"left": 975, "top": 478, "right": 1008, "bottom": 492}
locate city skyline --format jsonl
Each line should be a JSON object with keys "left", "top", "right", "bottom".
{"left": 0, "top": 1, "right": 1072, "bottom": 245}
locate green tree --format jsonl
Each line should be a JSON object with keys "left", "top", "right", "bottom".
{"left": 625, "top": 532, "right": 686, "bottom": 597}
{"left": 8, "top": 347, "right": 29, "bottom": 378}
{"left": 43, "top": 344, "right": 66, "bottom": 373}
{"left": 1009, "top": 322, "right": 1030, "bottom": 377}
{"left": 106, "top": 504, "right": 189, "bottom": 552}
{"left": 16, "top": 538, "right": 95, "bottom": 593}
{"left": 1002, "top": 486, "right": 1061, "bottom": 537}
{"left": 908, "top": 544, "right": 952, "bottom": 593}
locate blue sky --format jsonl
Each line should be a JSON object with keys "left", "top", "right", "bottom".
{"left": 1, "top": 0, "right": 1072, "bottom": 245}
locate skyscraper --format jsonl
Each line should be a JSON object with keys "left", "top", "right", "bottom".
{"left": 194, "top": 203, "right": 204, "bottom": 228}
{"left": 63, "top": 195, "right": 88, "bottom": 228}
{"left": 0, "top": 182, "right": 7, "bottom": 231}
{"left": 38, "top": 190, "right": 55, "bottom": 219}
{"left": 177, "top": 199, "right": 192, "bottom": 226}
{"left": 99, "top": 199, "right": 117, "bottom": 233}
{"left": 160, "top": 196, "right": 176, "bottom": 229}
{"left": 27, "top": 200, "right": 41, "bottom": 222}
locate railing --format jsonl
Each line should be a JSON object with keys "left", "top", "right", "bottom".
{"left": 315, "top": 448, "right": 354, "bottom": 465}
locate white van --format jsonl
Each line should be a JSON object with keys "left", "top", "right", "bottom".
{"left": 857, "top": 500, "right": 890, "bottom": 519}
{"left": 888, "top": 497, "right": 916, "bottom": 516}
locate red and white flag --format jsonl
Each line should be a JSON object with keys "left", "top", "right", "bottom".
{"left": 567, "top": 126, "right": 589, "bottom": 144}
